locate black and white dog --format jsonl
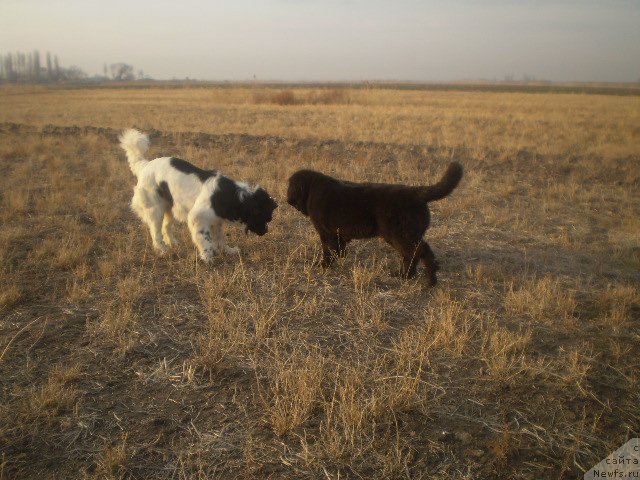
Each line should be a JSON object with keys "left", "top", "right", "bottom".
{"left": 119, "top": 129, "right": 277, "bottom": 262}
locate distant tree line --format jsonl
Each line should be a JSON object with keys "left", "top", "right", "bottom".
{"left": 0, "top": 50, "right": 148, "bottom": 84}
{"left": 503, "top": 73, "right": 541, "bottom": 83}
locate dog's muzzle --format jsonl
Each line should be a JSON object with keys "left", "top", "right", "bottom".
{"left": 246, "top": 225, "right": 268, "bottom": 236}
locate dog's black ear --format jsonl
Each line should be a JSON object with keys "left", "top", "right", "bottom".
{"left": 287, "top": 171, "right": 311, "bottom": 215}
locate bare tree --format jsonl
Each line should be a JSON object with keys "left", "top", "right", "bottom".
{"left": 33, "top": 50, "right": 41, "bottom": 82}
{"left": 109, "top": 63, "right": 135, "bottom": 81}
{"left": 17, "top": 52, "right": 26, "bottom": 81}
{"left": 54, "top": 55, "right": 60, "bottom": 81}
{"left": 27, "top": 52, "right": 34, "bottom": 81}
{"left": 4, "top": 54, "right": 16, "bottom": 82}
{"left": 64, "top": 66, "right": 87, "bottom": 81}
{"left": 46, "top": 52, "right": 53, "bottom": 81}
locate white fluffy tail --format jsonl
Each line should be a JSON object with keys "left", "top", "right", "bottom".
{"left": 119, "top": 129, "right": 150, "bottom": 177}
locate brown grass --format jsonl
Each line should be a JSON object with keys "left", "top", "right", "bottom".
{"left": 253, "top": 88, "right": 350, "bottom": 106}
{"left": 0, "top": 84, "right": 638, "bottom": 479}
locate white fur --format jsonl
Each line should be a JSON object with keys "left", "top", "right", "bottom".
{"left": 119, "top": 129, "right": 150, "bottom": 177}
{"left": 119, "top": 129, "right": 242, "bottom": 262}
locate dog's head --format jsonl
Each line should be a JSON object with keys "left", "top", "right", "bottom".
{"left": 287, "top": 170, "right": 317, "bottom": 216}
{"left": 243, "top": 187, "right": 278, "bottom": 236}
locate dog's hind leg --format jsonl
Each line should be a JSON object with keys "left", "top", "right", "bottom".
{"left": 141, "top": 207, "right": 167, "bottom": 255}
{"left": 396, "top": 241, "right": 439, "bottom": 283}
{"left": 399, "top": 246, "right": 421, "bottom": 279}
{"left": 418, "top": 240, "right": 439, "bottom": 286}
{"left": 389, "top": 236, "right": 425, "bottom": 280}
{"left": 392, "top": 240, "right": 439, "bottom": 284}
{"left": 162, "top": 211, "right": 178, "bottom": 247}
{"left": 132, "top": 186, "right": 168, "bottom": 255}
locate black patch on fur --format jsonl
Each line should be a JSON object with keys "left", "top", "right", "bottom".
{"left": 170, "top": 157, "right": 217, "bottom": 182}
{"left": 198, "top": 229, "right": 212, "bottom": 242}
{"left": 156, "top": 181, "right": 173, "bottom": 207}
{"left": 211, "top": 176, "right": 243, "bottom": 222}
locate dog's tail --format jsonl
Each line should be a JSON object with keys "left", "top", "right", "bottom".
{"left": 415, "top": 162, "right": 463, "bottom": 202}
{"left": 119, "top": 129, "right": 150, "bottom": 177}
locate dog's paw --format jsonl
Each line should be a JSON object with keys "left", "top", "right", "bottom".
{"left": 313, "top": 256, "right": 334, "bottom": 268}
{"left": 164, "top": 237, "right": 179, "bottom": 247}
{"left": 391, "top": 268, "right": 419, "bottom": 280}
{"left": 425, "top": 272, "right": 438, "bottom": 287}
{"left": 200, "top": 257, "right": 215, "bottom": 266}
{"left": 224, "top": 246, "right": 240, "bottom": 256}
{"left": 153, "top": 244, "right": 169, "bottom": 256}
{"left": 199, "top": 248, "right": 215, "bottom": 264}
{"left": 392, "top": 271, "right": 410, "bottom": 280}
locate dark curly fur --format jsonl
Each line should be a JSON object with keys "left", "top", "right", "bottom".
{"left": 287, "top": 162, "right": 463, "bottom": 285}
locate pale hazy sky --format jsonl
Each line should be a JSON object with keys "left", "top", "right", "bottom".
{"left": 1, "top": 0, "right": 639, "bottom": 82}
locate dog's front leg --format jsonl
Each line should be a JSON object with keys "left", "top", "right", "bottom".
{"left": 316, "top": 231, "right": 342, "bottom": 267}
{"left": 212, "top": 223, "right": 239, "bottom": 256}
{"left": 188, "top": 213, "right": 215, "bottom": 263}
{"left": 319, "top": 243, "right": 335, "bottom": 267}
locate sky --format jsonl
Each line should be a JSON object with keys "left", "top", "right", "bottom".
{"left": 1, "top": 0, "right": 639, "bottom": 82}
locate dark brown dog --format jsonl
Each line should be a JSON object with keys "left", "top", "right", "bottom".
{"left": 287, "top": 162, "right": 463, "bottom": 284}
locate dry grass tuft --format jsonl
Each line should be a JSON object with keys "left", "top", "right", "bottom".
{"left": 481, "top": 325, "right": 532, "bottom": 385}
{"left": 95, "top": 435, "right": 132, "bottom": 480}
{"left": 89, "top": 304, "right": 139, "bottom": 353}
{"left": 597, "top": 283, "right": 638, "bottom": 333}
{"left": 505, "top": 275, "right": 577, "bottom": 322}
{"left": 0, "top": 285, "right": 22, "bottom": 313}
{"left": 262, "top": 346, "right": 324, "bottom": 437}
{"left": 28, "top": 374, "right": 78, "bottom": 419}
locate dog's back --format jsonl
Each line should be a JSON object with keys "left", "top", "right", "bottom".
{"left": 340, "top": 161, "right": 463, "bottom": 203}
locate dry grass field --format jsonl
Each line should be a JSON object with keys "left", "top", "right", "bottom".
{"left": 0, "top": 84, "right": 639, "bottom": 479}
